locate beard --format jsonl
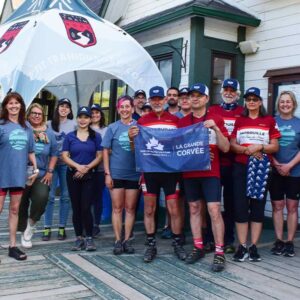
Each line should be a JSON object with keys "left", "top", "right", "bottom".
{"left": 168, "top": 98, "right": 177, "bottom": 107}
{"left": 222, "top": 95, "right": 238, "bottom": 104}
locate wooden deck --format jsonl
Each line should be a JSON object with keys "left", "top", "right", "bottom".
{"left": 0, "top": 200, "right": 300, "bottom": 299}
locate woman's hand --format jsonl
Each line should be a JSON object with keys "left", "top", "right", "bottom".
{"left": 27, "top": 172, "right": 39, "bottom": 186}
{"left": 40, "top": 172, "right": 53, "bottom": 185}
{"left": 76, "top": 165, "right": 89, "bottom": 174}
{"left": 246, "top": 144, "right": 262, "bottom": 155}
{"left": 105, "top": 174, "right": 113, "bottom": 189}
{"left": 128, "top": 126, "right": 139, "bottom": 140}
{"left": 275, "top": 163, "right": 291, "bottom": 176}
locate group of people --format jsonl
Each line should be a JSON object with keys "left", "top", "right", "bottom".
{"left": 0, "top": 78, "right": 299, "bottom": 273}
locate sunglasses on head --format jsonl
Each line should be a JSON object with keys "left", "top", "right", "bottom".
{"left": 245, "top": 97, "right": 260, "bottom": 103}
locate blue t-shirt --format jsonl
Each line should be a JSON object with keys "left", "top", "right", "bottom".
{"left": 275, "top": 116, "right": 300, "bottom": 177}
{"left": 62, "top": 131, "right": 103, "bottom": 165}
{"left": 47, "top": 119, "right": 76, "bottom": 165}
{"left": 91, "top": 126, "right": 107, "bottom": 172}
{"left": 101, "top": 120, "right": 140, "bottom": 181}
{"left": 0, "top": 121, "right": 35, "bottom": 188}
{"left": 33, "top": 127, "right": 58, "bottom": 178}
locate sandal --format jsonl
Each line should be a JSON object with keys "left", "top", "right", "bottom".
{"left": 8, "top": 246, "right": 27, "bottom": 261}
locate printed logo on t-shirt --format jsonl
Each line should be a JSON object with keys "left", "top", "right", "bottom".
{"left": 279, "top": 125, "right": 295, "bottom": 147}
{"left": 237, "top": 126, "right": 270, "bottom": 145}
{"left": 35, "top": 142, "right": 45, "bottom": 155}
{"left": 9, "top": 129, "right": 28, "bottom": 150}
{"left": 118, "top": 131, "right": 131, "bottom": 151}
{"left": 223, "top": 117, "right": 237, "bottom": 135}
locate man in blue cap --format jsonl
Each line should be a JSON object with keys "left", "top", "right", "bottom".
{"left": 129, "top": 86, "right": 186, "bottom": 263}
{"left": 132, "top": 90, "right": 147, "bottom": 120}
{"left": 209, "top": 78, "right": 244, "bottom": 254}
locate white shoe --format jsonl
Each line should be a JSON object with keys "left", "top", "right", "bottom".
{"left": 23, "top": 220, "right": 36, "bottom": 241}
{"left": 21, "top": 234, "right": 32, "bottom": 249}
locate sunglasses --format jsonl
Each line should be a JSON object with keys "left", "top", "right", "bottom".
{"left": 245, "top": 97, "right": 260, "bottom": 103}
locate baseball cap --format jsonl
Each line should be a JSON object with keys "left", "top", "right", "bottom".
{"left": 243, "top": 87, "right": 262, "bottom": 100}
{"left": 77, "top": 106, "right": 91, "bottom": 117}
{"left": 90, "top": 103, "right": 102, "bottom": 111}
{"left": 134, "top": 89, "right": 146, "bottom": 98}
{"left": 142, "top": 101, "right": 152, "bottom": 111}
{"left": 149, "top": 86, "right": 165, "bottom": 99}
{"left": 222, "top": 78, "right": 240, "bottom": 91}
{"left": 189, "top": 83, "right": 209, "bottom": 96}
{"left": 179, "top": 87, "right": 190, "bottom": 96}
{"left": 58, "top": 98, "right": 72, "bottom": 107}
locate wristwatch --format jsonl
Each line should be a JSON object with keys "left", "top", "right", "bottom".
{"left": 33, "top": 169, "right": 40, "bottom": 174}
{"left": 47, "top": 168, "right": 54, "bottom": 173}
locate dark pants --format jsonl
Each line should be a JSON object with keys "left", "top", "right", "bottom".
{"left": 18, "top": 179, "right": 50, "bottom": 232}
{"left": 66, "top": 170, "right": 94, "bottom": 237}
{"left": 91, "top": 172, "right": 105, "bottom": 226}
{"left": 221, "top": 166, "right": 235, "bottom": 245}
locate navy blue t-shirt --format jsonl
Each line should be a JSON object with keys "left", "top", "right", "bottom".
{"left": 62, "top": 131, "right": 103, "bottom": 165}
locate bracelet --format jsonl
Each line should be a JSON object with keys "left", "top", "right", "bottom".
{"left": 47, "top": 168, "right": 54, "bottom": 173}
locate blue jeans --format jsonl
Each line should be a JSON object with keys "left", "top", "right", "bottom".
{"left": 44, "top": 164, "right": 70, "bottom": 227}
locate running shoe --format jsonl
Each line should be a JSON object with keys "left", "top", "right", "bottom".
{"left": 143, "top": 243, "right": 157, "bottom": 263}
{"left": 173, "top": 242, "right": 187, "bottom": 260}
{"left": 72, "top": 238, "right": 85, "bottom": 251}
{"left": 42, "top": 228, "right": 51, "bottom": 241}
{"left": 212, "top": 254, "right": 226, "bottom": 272}
{"left": 271, "top": 239, "right": 285, "bottom": 255}
{"left": 248, "top": 244, "right": 261, "bottom": 262}
{"left": 21, "top": 234, "right": 32, "bottom": 249}
{"left": 161, "top": 226, "right": 172, "bottom": 239}
{"left": 113, "top": 240, "right": 123, "bottom": 255}
{"left": 284, "top": 241, "right": 295, "bottom": 257}
{"left": 85, "top": 237, "right": 96, "bottom": 251}
{"left": 224, "top": 244, "right": 235, "bottom": 254}
{"left": 57, "top": 227, "right": 67, "bottom": 240}
{"left": 123, "top": 239, "right": 135, "bottom": 254}
{"left": 232, "top": 244, "right": 248, "bottom": 262}
{"left": 185, "top": 248, "right": 205, "bottom": 264}
{"left": 23, "top": 220, "right": 36, "bottom": 242}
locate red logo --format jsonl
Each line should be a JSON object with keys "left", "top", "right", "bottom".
{"left": 0, "top": 21, "right": 29, "bottom": 54}
{"left": 60, "top": 13, "right": 96, "bottom": 48}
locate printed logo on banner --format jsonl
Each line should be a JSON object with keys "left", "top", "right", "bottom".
{"left": 146, "top": 137, "right": 164, "bottom": 151}
{"left": 0, "top": 21, "right": 29, "bottom": 54}
{"left": 60, "top": 13, "right": 97, "bottom": 48}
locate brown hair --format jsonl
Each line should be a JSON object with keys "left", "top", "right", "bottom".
{"left": 26, "top": 103, "right": 46, "bottom": 125}
{"left": 276, "top": 91, "right": 298, "bottom": 115}
{"left": 0, "top": 92, "right": 27, "bottom": 128}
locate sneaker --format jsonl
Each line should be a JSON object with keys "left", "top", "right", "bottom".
{"left": 57, "top": 228, "right": 66, "bottom": 240}
{"left": 284, "top": 241, "right": 295, "bottom": 257}
{"left": 23, "top": 220, "right": 36, "bottom": 242}
{"left": 85, "top": 237, "right": 97, "bottom": 251}
{"left": 248, "top": 244, "right": 261, "bottom": 262}
{"left": 185, "top": 248, "right": 205, "bottom": 264}
{"left": 173, "top": 242, "right": 187, "bottom": 260}
{"left": 123, "top": 239, "right": 135, "bottom": 254}
{"left": 144, "top": 243, "right": 157, "bottom": 263}
{"left": 271, "top": 239, "right": 285, "bottom": 255}
{"left": 224, "top": 244, "right": 235, "bottom": 254}
{"left": 92, "top": 226, "right": 101, "bottom": 238}
{"left": 71, "top": 238, "right": 85, "bottom": 251}
{"left": 212, "top": 254, "right": 226, "bottom": 272}
{"left": 113, "top": 240, "right": 123, "bottom": 255}
{"left": 42, "top": 228, "right": 51, "bottom": 241}
{"left": 161, "top": 226, "right": 172, "bottom": 239}
{"left": 21, "top": 234, "right": 32, "bottom": 249}
{"left": 233, "top": 245, "right": 248, "bottom": 262}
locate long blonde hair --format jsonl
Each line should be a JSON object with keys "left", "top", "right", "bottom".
{"left": 26, "top": 103, "right": 46, "bottom": 125}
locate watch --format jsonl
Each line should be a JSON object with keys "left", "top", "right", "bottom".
{"left": 47, "top": 168, "right": 54, "bottom": 173}
{"left": 33, "top": 169, "right": 39, "bottom": 174}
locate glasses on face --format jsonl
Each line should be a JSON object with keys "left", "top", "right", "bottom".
{"left": 245, "top": 97, "right": 260, "bottom": 103}
{"left": 30, "top": 111, "right": 43, "bottom": 117}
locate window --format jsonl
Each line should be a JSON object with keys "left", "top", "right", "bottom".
{"left": 264, "top": 67, "right": 300, "bottom": 117}
{"left": 155, "top": 55, "right": 173, "bottom": 88}
{"left": 211, "top": 52, "right": 235, "bottom": 104}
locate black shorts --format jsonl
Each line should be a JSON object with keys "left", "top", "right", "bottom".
{"left": 183, "top": 177, "right": 221, "bottom": 203}
{"left": 269, "top": 171, "right": 300, "bottom": 200}
{"left": 113, "top": 179, "right": 139, "bottom": 190}
{"left": 142, "top": 172, "right": 180, "bottom": 200}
